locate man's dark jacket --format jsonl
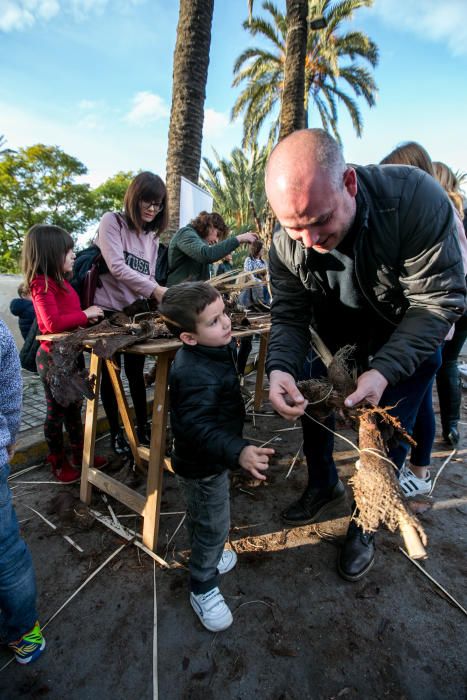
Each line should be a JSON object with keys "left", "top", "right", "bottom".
{"left": 266, "top": 165, "right": 467, "bottom": 386}
{"left": 169, "top": 343, "right": 249, "bottom": 479}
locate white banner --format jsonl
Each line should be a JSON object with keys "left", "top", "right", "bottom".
{"left": 179, "top": 176, "right": 213, "bottom": 228}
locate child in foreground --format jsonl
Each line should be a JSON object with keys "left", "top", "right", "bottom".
{"left": 22, "top": 224, "right": 105, "bottom": 483}
{"left": 160, "top": 282, "right": 274, "bottom": 632}
{"left": 0, "top": 320, "right": 45, "bottom": 664}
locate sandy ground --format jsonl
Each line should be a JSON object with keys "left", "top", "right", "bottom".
{"left": 1, "top": 380, "right": 466, "bottom": 700}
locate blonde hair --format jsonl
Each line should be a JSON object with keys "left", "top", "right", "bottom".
{"left": 433, "top": 161, "right": 464, "bottom": 219}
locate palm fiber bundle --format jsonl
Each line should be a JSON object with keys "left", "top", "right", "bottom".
{"left": 298, "top": 344, "right": 427, "bottom": 559}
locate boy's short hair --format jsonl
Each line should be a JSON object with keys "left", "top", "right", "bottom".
{"left": 159, "top": 282, "right": 221, "bottom": 337}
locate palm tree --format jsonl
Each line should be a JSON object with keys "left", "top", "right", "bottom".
{"left": 232, "top": 0, "right": 379, "bottom": 148}
{"left": 165, "top": 0, "right": 215, "bottom": 233}
{"left": 200, "top": 145, "right": 269, "bottom": 234}
{"left": 278, "top": 0, "right": 308, "bottom": 141}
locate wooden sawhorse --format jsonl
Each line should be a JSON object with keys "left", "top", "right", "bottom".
{"left": 80, "top": 329, "right": 269, "bottom": 552}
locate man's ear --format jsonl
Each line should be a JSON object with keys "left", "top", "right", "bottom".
{"left": 343, "top": 167, "right": 357, "bottom": 197}
{"left": 180, "top": 331, "right": 198, "bottom": 346}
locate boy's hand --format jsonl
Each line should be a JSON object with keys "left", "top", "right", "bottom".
{"left": 239, "top": 445, "right": 274, "bottom": 481}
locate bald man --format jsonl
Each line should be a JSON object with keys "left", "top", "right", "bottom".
{"left": 265, "top": 129, "right": 465, "bottom": 581}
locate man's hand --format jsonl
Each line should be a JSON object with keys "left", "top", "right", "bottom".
{"left": 269, "top": 370, "right": 308, "bottom": 420}
{"left": 7, "top": 444, "right": 15, "bottom": 460}
{"left": 344, "top": 369, "right": 388, "bottom": 408}
{"left": 239, "top": 445, "right": 274, "bottom": 481}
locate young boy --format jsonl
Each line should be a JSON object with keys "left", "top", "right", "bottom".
{"left": 0, "top": 320, "right": 45, "bottom": 664}
{"left": 160, "top": 282, "right": 274, "bottom": 632}
{"left": 9, "top": 282, "right": 35, "bottom": 340}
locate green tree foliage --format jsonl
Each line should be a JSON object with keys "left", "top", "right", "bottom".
{"left": 0, "top": 144, "right": 92, "bottom": 272}
{"left": 200, "top": 145, "right": 269, "bottom": 234}
{"left": 0, "top": 134, "right": 15, "bottom": 159}
{"left": 232, "top": 0, "right": 379, "bottom": 148}
{"left": 89, "top": 170, "right": 135, "bottom": 221}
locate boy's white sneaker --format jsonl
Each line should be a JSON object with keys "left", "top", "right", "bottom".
{"left": 399, "top": 464, "right": 432, "bottom": 497}
{"left": 217, "top": 548, "right": 237, "bottom": 575}
{"left": 190, "top": 587, "right": 233, "bottom": 632}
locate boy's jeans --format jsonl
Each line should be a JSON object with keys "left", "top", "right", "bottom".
{"left": 0, "top": 463, "right": 38, "bottom": 643}
{"left": 176, "top": 471, "right": 230, "bottom": 594}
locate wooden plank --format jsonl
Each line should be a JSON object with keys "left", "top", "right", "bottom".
{"left": 142, "top": 352, "right": 173, "bottom": 550}
{"left": 105, "top": 359, "right": 144, "bottom": 470}
{"left": 163, "top": 456, "right": 174, "bottom": 474}
{"left": 80, "top": 352, "right": 102, "bottom": 505}
{"left": 88, "top": 467, "right": 146, "bottom": 514}
{"left": 36, "top": 324, "right": 270, "bottom": 351}
{"left": 137, "top": 445, "right": 150, "bottom": 462}
{"left": 254, "top": 331, "right": 269, "bottom": 411}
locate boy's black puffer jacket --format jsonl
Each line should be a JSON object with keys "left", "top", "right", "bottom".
{"left": 169, "top": 343, "right": 249, "bottom": 479}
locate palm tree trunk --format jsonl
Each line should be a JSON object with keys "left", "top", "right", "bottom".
{"left": 166, "top": 0, "right": 214, "bottom": 234}
{"left": 278, "top": 0, "right": 308, "bottom": 142}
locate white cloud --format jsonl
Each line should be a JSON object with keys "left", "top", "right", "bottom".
{"left": 124, "top": 91, "right": 169, "bottom": 125}
{"left": 78, "top": 99, "right": 98, "bottom": 110}
{"left": 0, "top": 0, "right": 142, "bottom": 31}
{"left": 373, "top": 0, "right": 467, "bottom": 56}
{"left": 0, "top": 100, "right": 168, "bottom": 187}
{"left": 201, "top": 108, "right": 244, "bottom": 159}
{"left": 0, "top": 0, "right": 59, "bottom": 31}
{"left": 203, "top": 108, "right": 229, "bottom": 138}
{"left": 76, "top": 99, "right": 108, "bottom": 129}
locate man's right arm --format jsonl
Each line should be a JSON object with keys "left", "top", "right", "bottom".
{"left": 266, "top": 235, "right": 313, "bottom": 379}
{"left": 266, "top": 235, "right": 312, "bottom": 419}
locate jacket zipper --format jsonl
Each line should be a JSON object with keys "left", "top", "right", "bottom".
{"left": 354, "top": 235, "right": 397, "bottom": 328}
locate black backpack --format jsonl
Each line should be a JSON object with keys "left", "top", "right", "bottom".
{"left": 19, "top": 317, "right": 40, "bottom": 373}
{"left": 71, "top": 244, "right": 109, "bottom": 307}
{"left": 155, "top": 243, "right": 168, "bottom": 286}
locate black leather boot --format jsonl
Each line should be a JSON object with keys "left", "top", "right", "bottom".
{"left": 111, "top": 428, "right": 131, "bottom": 455}
{"left": 443, "top": 423, "right": 460, "bottom": 447}
{"left": 281, "top": 480, "right": 346, "bottom": 525}
{"left": 337, "top": 519, "right": 375, "bottom": 581}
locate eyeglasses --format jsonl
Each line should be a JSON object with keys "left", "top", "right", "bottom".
{"left": 141, "top": 200, "right": 164, "bottom": 212}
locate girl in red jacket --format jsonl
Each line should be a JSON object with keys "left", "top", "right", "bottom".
{"left": 22, "top": 225, "right": 104, "bottom": 483}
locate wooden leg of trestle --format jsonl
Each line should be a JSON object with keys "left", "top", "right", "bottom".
{"left": 105, "top": 358, "right": 144, "bottom": 471}
{"left": 142, "top": 352, "right": 173, "bottom": 551}
{"left": 80, "top": 352, "right": 102, "bottom": 505}
{"left": 254, "top": 332, "right": 269, "bottom": 412}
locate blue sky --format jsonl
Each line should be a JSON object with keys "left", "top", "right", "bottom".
{"left": 1, "top": 0, "right": 467, "bottom": 188}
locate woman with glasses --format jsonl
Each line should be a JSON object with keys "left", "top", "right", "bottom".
{"left": 93, "top": 171, "right": 169, "bottom": 454}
